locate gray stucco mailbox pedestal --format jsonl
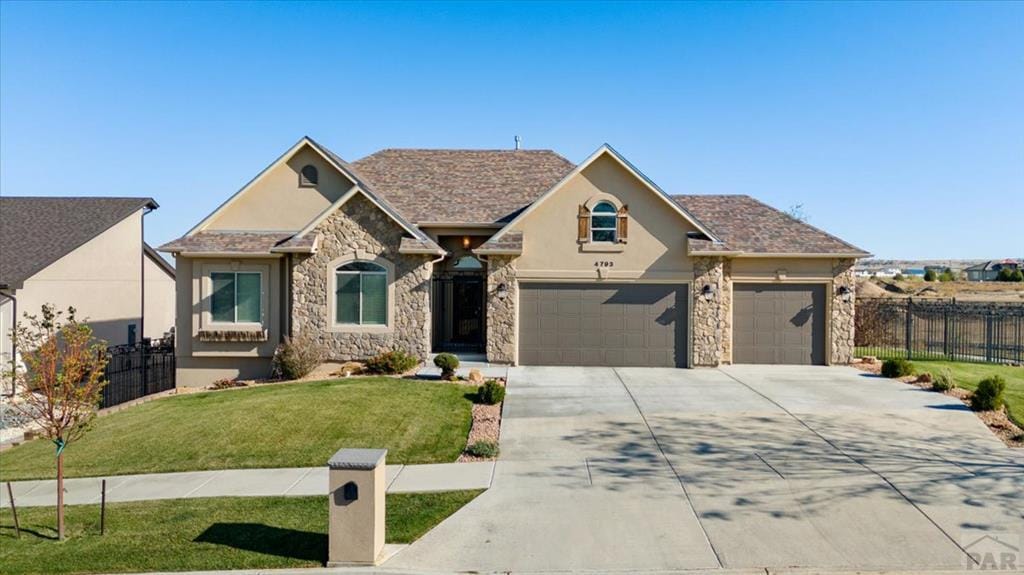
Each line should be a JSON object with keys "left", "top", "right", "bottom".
{"left": 327, "top": 448, "right": 387, "bottom": 566}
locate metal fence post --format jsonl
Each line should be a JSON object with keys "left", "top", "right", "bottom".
{"left": 905, "top": 298, "right": 913, "bottom": 360}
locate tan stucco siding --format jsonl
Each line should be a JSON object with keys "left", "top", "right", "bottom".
{"left": 512, "top": 154, "right": 697, "bottom": 280}
{"left": 144, "top": 253, "right": 175, "bottom": 339}
{"left": 729, "top": 257, "right": 836, "bottom": 281}
{"left": 15, "top": 212, "right": 145, "bottom": 347}
{"left": 174, "top": 255, "right": 282, "bottom": 362}
{"left": 204, "top": 145, "right": 357, "bottom": 232}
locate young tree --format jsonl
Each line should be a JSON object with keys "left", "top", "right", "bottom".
{"left": 6, "top": 305, "right": 108, "bottom": 540}
{"left": 924, "top": 269, "right": 937, "bottom": 282}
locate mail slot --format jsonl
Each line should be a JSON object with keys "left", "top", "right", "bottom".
{"left": 343, "top": 481, "right": 358, "bottom": 501}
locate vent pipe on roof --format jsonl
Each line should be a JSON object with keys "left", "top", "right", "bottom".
{"left": 514, "top": 135, "right": 522, "bottom": 150}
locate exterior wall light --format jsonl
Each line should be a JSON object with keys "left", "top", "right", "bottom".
{"left": 496, "top": 283, "right": 509, "bottom": 300}
{"left": 837, "top": 285, "right": 853, "bottom": 302}
{"left": 701, "top": 284, "right": 716, "bottom": 301}
{"left": 462, "top": 236, "right": 471, "bottom": 249}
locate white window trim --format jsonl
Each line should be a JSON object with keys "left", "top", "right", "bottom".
{"left": 326, "top": 251, "right": 395, "bottom": 334}
{"left": 335, "top": 266, "right": 387, "bottom": 326}
{"left": 200, "top": 264, "right": 269, "bottom": 332}
{"left": 590, "top": 201, "right": 618, "bottom": 244}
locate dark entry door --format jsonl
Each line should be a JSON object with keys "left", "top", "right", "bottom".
{"left": 432, "top": 274, "right": 486, "bottom": 353}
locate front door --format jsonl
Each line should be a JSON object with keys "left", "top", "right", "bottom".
{"left": 432, "top": 274, "right": 486, "bottom": 353}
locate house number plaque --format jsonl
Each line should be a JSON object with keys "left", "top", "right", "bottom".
{"left": 594, "top": 261, "right": 614, "bottom": 268}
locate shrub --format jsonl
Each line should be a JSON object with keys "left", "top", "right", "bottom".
{"left": 1012, "top": 269, "right": 1024, "bottom": 282}
{"left": 932, "top": 369, "right": 955, "bottom": 392}
{"left": 893, "top": 273, "right": 905, "bottom": 281}
{"left": 924, "top": 269, "right": 937, "bottom": 282}
{"left": 477, "top": 380, "right": 506, "bottom": 405}
{"left": 211, "top": 378, "right": 246, "bottom": 390}
{"left": 971, "top": 375, "right": 1007, "bottom": 412}
{"left": 365, "top": 349, "right": 419, "bottom": 374}
{"left": 881, "top": 358, "right": 914, "bottom": 378}
{"left": 271, "top": 333, "right": 325, "bottom": 380}
{"left": 916, "top": 371, "right": 933, "bottom": 384}
{"left": 938, "top": 268, "right": 956, "bottom": 282}
{"left": 466, "top": 440, "right": 499, "bottom": 458}
{"left": 433, "top": 353, "right": 460, "bottom": 380}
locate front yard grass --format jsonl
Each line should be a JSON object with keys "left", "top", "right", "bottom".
{"left": 0, "top": 377, "right": 473, "bottom": 481}
{"left": 904, "top": 359, "right": 1024, "bottom": 427}
{"left": 0, "top": 491, "right": 482, "bottom": 575}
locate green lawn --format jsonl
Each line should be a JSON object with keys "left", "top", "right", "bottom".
{"left": 0, "top": 491, "right": 482, "bottom": 575}
{"left": 903, "top": 359, "right": 1024, "bottom": 427}
{"left": 857, "top": 351, "right": 1024, "bottom": 427}
{"left": 0, "top": 378, "right": 474, "bottom": 481}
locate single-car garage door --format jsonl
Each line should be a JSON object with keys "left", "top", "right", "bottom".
{"left": 733, "top": 283, "right": 826, "bottom": 365}
{"left": 518, "top": 283, "right": 688, "bottom": 367}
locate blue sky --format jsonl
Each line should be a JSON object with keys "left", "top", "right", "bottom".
{"left": 1, "top": 1, "right": 1021, "bottom": 259}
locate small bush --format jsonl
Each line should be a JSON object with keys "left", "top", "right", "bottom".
{"left": 938, "top": 268, "right": 956, "bottom": 282}
{"left": 477, "top": 380, "right": 506, "bottom": 405}
{"left": 365, "top": 349, "right": 419, "bottom": 374}
{"left": 971, "top": 375, "right": 1007, "bottom": 412}
{"left": 932, "top": 369, "right": 956, "bottom": 392}
{"left": 924, "top": 269, "right": 937, "bottom": 282}
{"left": 272, "top": 333, "right": 325, "bottom": 380}
{"left": 211, "top": 378, "right": 246, "bottom": 390}
{"left": 916, "top": 371, "right": 933, "bottom": 384}
{"left": 466, "top": 440, "right": 499, "bottom": 458}
{"left": 433, "top": 353, "right": 460, "bottom": 380}
{"left": 881, "top": 358, "right": 914, "bottom": 378}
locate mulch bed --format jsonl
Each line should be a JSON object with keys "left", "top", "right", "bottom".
{"left": 852, "top": 357, "right": 1023, "bottom": 448}
{"left": 458, "top": 376, "right": 504, "bottom": 462}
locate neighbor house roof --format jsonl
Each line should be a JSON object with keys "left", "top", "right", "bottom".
{"left": 0, "top": 197, "right": 158, "bottom": 287}
{"left": 964, "top": 260, "right": 1020, "bottom": 272}
{"left": 674, "top": 195, "right": 869, "bottom": 256}
{"left": 351, "top": 149, "right": 575, "bottom": 224}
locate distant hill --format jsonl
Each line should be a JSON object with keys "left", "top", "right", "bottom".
{"left": 857, "top": 259, "right": 996, "bottom": 272}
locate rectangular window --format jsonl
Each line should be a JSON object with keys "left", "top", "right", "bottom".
{"left": 335, "top": 270, "right": 387, "bottom": 326}
{"left": 210, "top": 271, "right": 262, "bottom": 324}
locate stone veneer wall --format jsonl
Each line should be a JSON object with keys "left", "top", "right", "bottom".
{"left": 830, "top": 258, "right": 856, "bottom": 364}
{"left": 692, "top": 256, "right": 727, "bottom": 367}
{"left": 291, "top": 194, "right": 433, "bottom": 360}
{"left": 485, "top": 255, "right": 517, "bottom": 364}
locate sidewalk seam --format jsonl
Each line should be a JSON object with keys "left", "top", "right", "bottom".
{"left": 281, "top": 467, "right": 315, "bottom": 496}
{"left": 182, "top": 471, "right": 223, "bottom": 498}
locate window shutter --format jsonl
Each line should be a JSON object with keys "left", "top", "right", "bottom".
{"left": 616, "top": 204, "right": 629, "bottom": 242}
{"left": 577, "top": 205, "right": 590, "bottom": 241}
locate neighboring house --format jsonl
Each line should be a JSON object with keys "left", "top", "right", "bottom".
{"left": 161, "top": 137, "right": 869, "bottom": 387}
{"left": 964, "top": 260, "right": 1020, "bottom": 282}
{"left": 0, "top": 198, "right": 176, "bottom": 389}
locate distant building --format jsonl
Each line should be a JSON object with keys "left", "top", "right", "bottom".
{"left": 964, "top": 260, "right": 1021, "bottom": 282}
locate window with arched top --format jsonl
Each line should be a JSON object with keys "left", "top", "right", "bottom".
{"left": 335, "top": 262, "right": 387, "bottom": 325}
{"left": 590, "top": 201, "right": 618, "bottom": 243}
{"left": 300, "top": 164, "right": 319, "bottom": 187}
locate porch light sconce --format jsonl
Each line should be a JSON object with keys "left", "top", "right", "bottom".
{"left": 837, "top": 286, "right": 853, "bottom": 302}
{"left": 496, "top": 283, "right": 509, "bottom": 300}
{"left": 701, "top": 284, "right": 716, "bottom": 301}
{"left": 462, "top": 236, "right": 471, "bottom": 249}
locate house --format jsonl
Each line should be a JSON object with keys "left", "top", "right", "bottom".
{"left": 0, "top": 197, "right": 176, "bottom": 390}
{"left": 964, "top": 260, "right": 1020, "bottom": 282}
{"left": 160, "top": 137, "right": 869, "bottom": 387}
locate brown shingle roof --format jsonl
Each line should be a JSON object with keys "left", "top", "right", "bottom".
{"left": 0, "top": 197, "right": 157, "bottom": 287}
{"left": 159, "top": 231, "right": 295, "bottom": 255}
{"left": 475, "top": 231, "right": 523, "bottom": 254}
{"left": 674, "top": 195, "right": 868, "bottom": 256}
{"left": 351, "top": 149, "right": 574, "bottom": 224}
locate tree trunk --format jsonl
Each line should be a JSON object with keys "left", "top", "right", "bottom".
{"left": 57, "top": 451, "right": 64, "bottom": 541}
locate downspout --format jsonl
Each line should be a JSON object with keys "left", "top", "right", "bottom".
{"left": 0, "top": 287, "right": 16, "bottom": 398}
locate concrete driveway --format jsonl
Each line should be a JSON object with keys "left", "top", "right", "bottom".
{"left": 389, "top": 365, "right": 1024, "bottom": 572}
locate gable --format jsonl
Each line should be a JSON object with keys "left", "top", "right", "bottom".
{"left": 202, "top": 144, "right": 357, "bottom": 232}
{"left": 511, "top": 153, "right": 701, "bottom": 276}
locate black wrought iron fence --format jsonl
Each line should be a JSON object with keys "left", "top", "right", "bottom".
{"left": 100, "top": 336, "right": 175, "bottom": 408}
{"left": 855, "top": 297, "right": 1024, "bottom": 364}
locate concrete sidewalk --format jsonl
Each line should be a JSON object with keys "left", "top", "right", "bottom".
{"left": 1, "top": 461, "right": 495, "bottom": 508}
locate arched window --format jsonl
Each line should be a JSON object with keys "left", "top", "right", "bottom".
{"left": 452, "top": 255, "right": 483, "bottom": 270}
{"left": 300, "top": 164, "right": 319, "bottom": 187}
{"left": 335, "top": 262, "right": 387, "bottom": 325}
{"left": 590, "top": 201, "right": 617, "bottom": 243}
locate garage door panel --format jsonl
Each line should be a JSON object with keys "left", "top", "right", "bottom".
{"left": 519, "top": 283, "right": 688, "bottom": 367}
{"left": 733, "top": 284, "right": 825, "bottom": 365}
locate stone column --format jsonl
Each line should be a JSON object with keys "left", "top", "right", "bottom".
{"left": 327, "top": 448, "right": 387, "bottom": 566}
{"left": 485, "top": 255, "right": 517, "bottom": 364}
{"left": 692, "top": 257, "right": 727, "bottom": 367}
{"left": 831, "top": 258, "right": 856, "bottom": 364}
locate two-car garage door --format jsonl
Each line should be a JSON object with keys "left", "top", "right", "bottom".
{"left": 518, "top": 283, "right": 688, "bottom": 367}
